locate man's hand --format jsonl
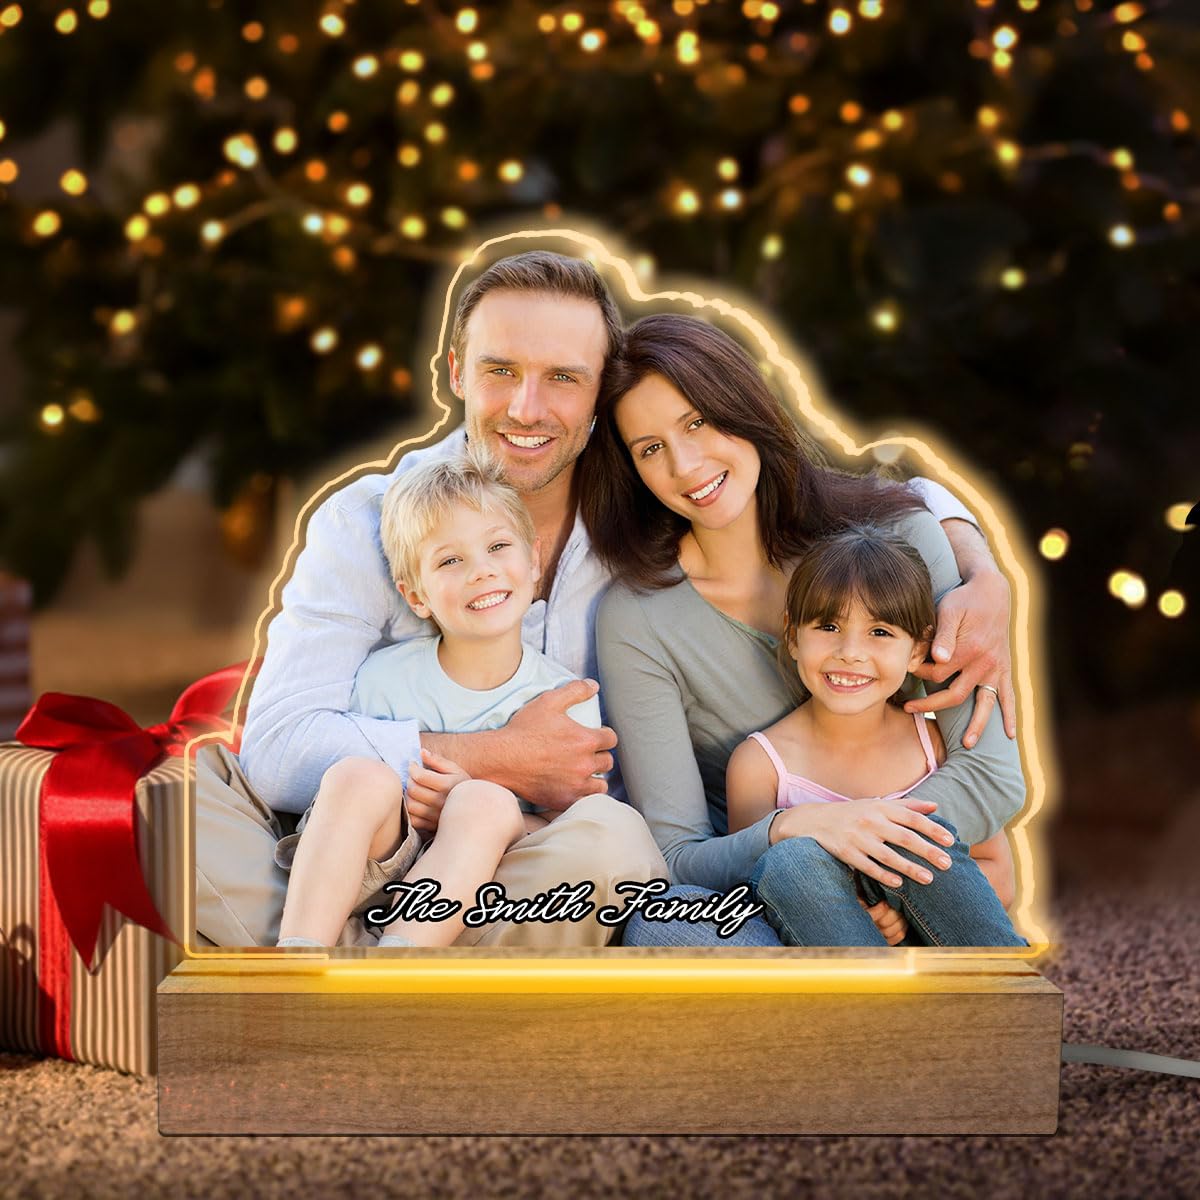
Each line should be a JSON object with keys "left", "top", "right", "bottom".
{"left": 908, "top": 567, "right": 1015, "bottom": 747}
{"left": 404, "top": 747, "right": 470, "bottom": 834}
{"left": 861, "top": 897, "right": 908, "bottom": 946}
{"left": 500, "top": 679, "right": 617, "bottom": 811}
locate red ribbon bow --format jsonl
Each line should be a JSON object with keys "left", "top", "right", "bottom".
{"left": 15, "top": 662, "right": 253, "bottom": 1059}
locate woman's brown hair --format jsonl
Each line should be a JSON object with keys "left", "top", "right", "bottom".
{"left": 580, "top": 313, "right": 925, "bottom": 589}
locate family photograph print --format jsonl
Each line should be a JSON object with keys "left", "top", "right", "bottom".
{"left": 192, "top": 231, "right": 1044, "bottom": 955}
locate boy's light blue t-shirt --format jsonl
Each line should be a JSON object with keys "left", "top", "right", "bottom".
{"left": 352, "top": 636, "right": 601, "bottom": 737}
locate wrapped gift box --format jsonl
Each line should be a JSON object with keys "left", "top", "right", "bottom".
{"left": 0, "top": 747, "right": 187, "bottom": 1076}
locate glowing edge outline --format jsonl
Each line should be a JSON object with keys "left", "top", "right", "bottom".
{"left": 179, "top": 222, "right": 1055, "bottom": 982}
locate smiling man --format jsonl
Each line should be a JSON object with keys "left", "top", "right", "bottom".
{"left": 196, "top": 248, "right": 1015, "bottom": 950}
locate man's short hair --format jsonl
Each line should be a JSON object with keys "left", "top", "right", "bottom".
{"left": 449, "top": 250, "right": 624, "bottom": 364}
{"left": 379, "top": 449, "right": 536, "bottom": 591}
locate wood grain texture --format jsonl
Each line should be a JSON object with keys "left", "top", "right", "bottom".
{"left": 158, "top": 959, "right": 1062, "bottom": 1135}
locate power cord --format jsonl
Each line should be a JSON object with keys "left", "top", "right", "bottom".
{"left": 1062, "top": 1044, "right": 1200, "bottom": 1079}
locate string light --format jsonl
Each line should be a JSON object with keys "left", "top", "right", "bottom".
{"left": 302, "top": 212, "right": 325, "bottom": 235}
{"left": 829, "top": 8, "right": 852, "bottom": 34}
{"left": 274, "top": 128, "right": 298, "bottom": 154}
{"left": 1108, "top": 570, "right": 1147, "bottom": 608}
{"left": 40, "top": 404, "right": 66, "bottom": 431}
{"left": 846, "top": 163, "right": 872, "bottom": 187}
{"left": 580, "top": 29, "right": 605, "bottom": 52}
{"left": 0, "top": 120, "right": 5, "bottom": 140}
{"left": 353, "top": 56, "right": 379, "bottom": 79}
{"left": 561, "top": 12, "right": 583, "bottom": 33}
{"left": 311, "top": 327, "right": 338, "bottom": 353}
{"left": 761, "top": 234, "right": 783, "bottom": 259}
{"left": 223, "top": 135, "right": 258, "bottom": 169}
{"left": 172, "top": 184, "right": 200, "bottom": 208}
{"left": 33, "top": 211, "right": 61, "bottom": 237}
{"left": 457, "top": 159, "right": 480, "bottom": 181}
{"left": 398, "top": 143, "right": 421, "bottom": 167}
{"left": 345, "top": 183, "right": 372, "bottom": 207}
{"left": 0, "top": 158, "right": 14, "bottom": 185}
{"left": 833, "top": 191, "right": 854, "bottom": 212}
{"left": 68, "top": 392, "right": 100, "bottom": 421}
{"left": 1110, "top": 148, "right": 1134, "bottom": 171}
{"left": 1158, "top": 590, "right": 1186, "bottom": 618}
{"left": 537, "top": 13, "right": 556, "bottom": 32}
{"left": 1164, "top": 202, "right": 1181, "bottom": 221}
{"left": 1166, "top": 503, "right": 1196, "bottom": 532}
{"left": 881, "top": 110, "right": 903, "bottom": 131}
{"left": 110, "top": 310, "right": 137, "bottom": 336}
{"left": 676, "top": 31, "right": 700, "bottom": 64}
{"left": 55, "top": 10, "right": 78, "bottom": 35}
{"left": 719, "top": 188, "right": 742, "bottom": 210}
{"left": 977, "top": 106, "right": 1000, "bottom": 129}
{"left": 1170, "top": 109, "right": 1189, "bottom": 133}
{"left": 242, "top": 21, "right": 263, "bottom": 41}
{"left": 327, "top": 111, "right": 350, "bottom": 133}
{"left": 424, "top": 122, "right": 447, "bottom": 143}
{"left": 717, "top": 157, "right": 738, "bottom": 180}
{"left": 200, "top": 220, "right": 224, "bottom": 245}
{"left": 125, "top": 215, "right": 149, "bottom": 241}
{"left": 400, "top": 215, "right": 426, "bottom": 238}
{"left": 871, "top": 302, "right": 899, "bottom": 332}
{"left": 498, "top": 159, "right": 524, "bottom": 182}
{"left": 60, "top": 169, "right": 87, "bottom": 195}
{"left": 245, "top": 76, "right": 269, "bottom": 100}
{"left": 400, "top": 50, "right": 425, "bottom": 71}
{"left": 325, "top": 213, "right": 350, "bottom": 237}
{"left": 840, "top": 101, "right": 862, "bottom": 123}
{"left": 1114, "top": 2, "right": 1143, "bottom": 21}
{"left": 1001, "top": 267, "right": 1025, "bottom": 289}
{"left": 673, "top": 187, "right": 700, "bottom": 215}
{"left": 143, "top": 192, "right": 170, "bottom": 216}
{"left": 304, "top": 160, "right": 328, "bottom": 182}
{"left": 431, "top": 83, "right": 455, "bottom": 106}
{"left": 996, "top": 140, "right": 1021, "bottom": 166}
{"left": 0, "top": 5, "right": 22, "bottom": 28}
{"left": 1121, "top": 31, "right": 1145, "bottom": 53}
{"left": 1038, "top": 529, "right": 1069, "bottom": 559}
{"left": 993, "top": 25, "right": 1017, "bottom": 50}
{"left": 441, "top": 206, "right": 467, "bottom": 229}
{"left": 860, "top": 1, "right": 883, "bottom": 18}
{"left": 319, "top": 13, "right": 345, "bottom": 37}
{"left": 466, "top": 40, "right": 487, "bottom": 61}
{"left": 789, "top": 95, "right": 811, "bottom": 115}
{"left": 397, "top": 81, "right": 420, "bottom": 106}
{"left": 456, "top": 8, "right": 478, "bottom": 34}
{"left": 356, "top": 344, "right": 382, "bottom": 370}
{"left": 1108, "top": 224, "right": 1135, "bottom": 247}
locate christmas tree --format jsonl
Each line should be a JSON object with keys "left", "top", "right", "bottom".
{"left": 0, "top": 0, "right": 1196, "bottom": 706}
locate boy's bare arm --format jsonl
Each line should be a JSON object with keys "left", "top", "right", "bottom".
{"left": 969, "top": 832, "right": 1016, "bottom": 909}
{"left": 417, "top": 680, "right": 616, "bottom": 811}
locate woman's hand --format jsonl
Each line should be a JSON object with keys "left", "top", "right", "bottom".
{"left": 404, "top": 747, "right": 471, "bottom": 834}
{"left": 770, "top": 796, "right": 956, "bottom": 889}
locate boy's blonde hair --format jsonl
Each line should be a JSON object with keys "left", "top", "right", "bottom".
{"left": 379, "top": 448, "right": 535, "bottom": 591}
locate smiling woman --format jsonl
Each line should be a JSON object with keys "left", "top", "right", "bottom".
{"left": 583, "top": 313, "right": 1028, "bottom": 947}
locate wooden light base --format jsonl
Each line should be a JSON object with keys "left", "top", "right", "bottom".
{"left": 157, "top": 952, "right": 1062, "bottom": 1135}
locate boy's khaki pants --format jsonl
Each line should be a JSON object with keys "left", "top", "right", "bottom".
{"left": 193, "top": 744, "right": 666, "bottom": 949}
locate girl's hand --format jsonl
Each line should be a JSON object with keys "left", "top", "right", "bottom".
{"left": 771, "top": 796, "right": 955, "bottom": 889}
{"left": 405, "top": 748, "right": 471, "bottom": 834}
{"left": 861, "top": 897, "right": 908, "bottom": 946}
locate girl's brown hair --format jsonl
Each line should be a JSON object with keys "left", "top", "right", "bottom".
{"left": 580, "top": 313, "right": 924, "bottom": 589}
{"left": 780, "top": 524, "right": 936, "bottom": 703}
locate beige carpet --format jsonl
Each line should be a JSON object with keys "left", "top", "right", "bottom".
{"left": 2, "top": 816, "right": 1198, "bottom": 1200}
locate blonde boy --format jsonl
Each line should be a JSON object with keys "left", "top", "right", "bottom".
{"left": 275, "top": 451, "right": 601, "bottom": 948}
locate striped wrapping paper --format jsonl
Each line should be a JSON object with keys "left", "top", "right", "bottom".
{"left": 0, "top": 744, "right": 186, "bottom": 1077}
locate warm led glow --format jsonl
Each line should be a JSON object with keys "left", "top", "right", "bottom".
{"left": 882, "top": 110, "right": 903, "bottom": 130}
{"left": 561, "top": 12, "right": 583, "bottom": 32}
{"left": 69, "top": 392, "right": 100, "bottom": 421}
{"left": 1001, "top": 267, "right": 1025, "bottom": 289}
{"left": 242, "top": 21, "right": 263, "bottom": 41}
{"left": 1170, "top": 109, "right": 1190, "bottom": 133}
{"left": 431, "top": 83, "right": 455, "bottom": 107}
{"left": 55, "top": 9, "right": 78, "bottom": 34}
{"left": 674, "top": 188, "right": 700, "bottom": 215}
{"left": 141, "top": 193, "right": 169, "bottom": 217}
{"left": 992, "top": 49, "right": 1012, "bottom": 70}
{"left": 125, "top": 214, "right": 149, "bottom": 241}
{"left": 1018, "top": 0, "right": 1038, "bottom": 9}
{"left": 456, "top": 7, "right": 478, "bottom": 33}
{"left": 846, "top": 163, "right": 872, "bottom": 188}
{"left": 855, "top": 130, "right": 883, "bottom": 151}
{"left": 871, "top": 303, "right": 899, "bottom": 332}
{"left": 859, "top": 0, "right": 882, "bottom": 18}
{"left": 636, "top": 18, "right": 660, "bottom": 41}
{"left": 1114, "top": 2, "right": 1143, "bottom": 20}
{"left": 1166, "top": 502, "right": 1196, "bottom": 532}
{"left": 392, "top": 367, "right": 413, "bottom": 390}
{"left": 833, "top": 191, "right": 854, "bottom": 212}
{"left": 400, "top": 215, "right": 427, "bottom": 239}
{"left": 1108, "top": 224, "right": 1134, "bottom": 248}
{"left": 0, "top": 120, "right": 5, "bottom": 141}
{"left": 1158, "top": 590, "right": 1186, "bottom": 618}
{"left": 977, "top": 106, "right": 1000, "bottom": 129}
{"left": 60, "top": 169, "right": 87, "bottom": 195}
{"left": 537, "top": 13, "right": 556, "bottom": 32}
{"left": 1135, "top": 52, "right": 1153, "bottom": 71}
{"left": 87, "top": 0, "right": 108, "bottom": 14}
{"left": 398, "top": 143, "right": 421, "bottom": 167}
{"left": 829, "top": 8, "right": 852, "bottom": 34}
{"left": 719, "top": 188, "right": 742, "bottom": 210}
{"left": 441, "top": 206, "right": 467, "bottom": 229}
{"left": 305, "top": 160, "right": 328, "bottom": 182}
{"left": 273, "top": 127, "right": 298, "bottom": 155}
{"left": 327, "top": 111, "right": 350, "bottom": 133}
{"left": 676, "top": 31, "right": 700, "bottom": 64}
{"left": 110, "top": 309, "right": 137, "bottom": 336}
{"left": 1038, "top": 529, "right": 1068, "bottom": 560}
{"left": 0, "top": 5, "right": 22, "bottom": 28}
{"left": 498, "top": 159, "right": 524, "bottom": 182}
{"left": 201, "top": 220, "right": 224, "bottom": 244}
{"left": 223, "top": 135, "right": 259, "bottom": 169}
{"left": 353, "top": 55, "right": 379, "bottom": 79}
{"left": 40, "top": 404, "right": 65, "bottom": 430}
{"left": 33, "top": 211, "right": 61, "bottom": 237}
{"left": 996, "top": 140, "right": 1021, "bottom": 166}
{"left": 717, "top": 157, "right": 738, "bottom": 180}
{"left": 1110, "top": 148, "right": 1134, "bottom": 171}
{"left": 311, "top": 327, "right": 338, "bottom": 353}
{"left": 400, "top": 49, "right": 425, "bottom": 71}
{"left": 192, "top": 68, "right": 216, "bottom": 101}
{"left": 278, "top": 33, "right": 299, "bottom": 54}
{"left": 424, "top": 122, "right": 447, "bottom": 143}
{"left": 357, "top": 344, "right": 383, "bottom": 370}
{"left": 580, "top": 29, "right": 605, "bottom": 51}
{"left": 0, "top": 159, "right": 20, "bottom": 184}
{"left": 840, "top": 101, "right": 862, "bottom": 123}
{"left": 1121, "top": 31, "right": 1145, "bottom": 52}
{"left": 396, "top": 80, "right": 420, "bottom": 107}
{"left": 245, "top": 76, "right": 269, "bottom": 100}
{"left": 345, "top": 183, "right": 372, "bottom": 207}
{"left": 761, "top": 234, "right": 783, "bottom": 259}
{"left": 319, "top": 13, "right": 345, "bottom": 37}
{"left": 332, "top": 246, "right": 356, "bottom": 272}
{"left": 457, "top": 159, "right": 480, "bottom": 182}
{"left": 789, "top": 94, "right": 811, "bottom": 115}
{"left": 302, "top": 212, "right": 325, "bottom": 235}
{"left": 1109, "top": 570, "right": 1147, "bottom": 608}
{"left": 761, "top": 1, "right": 780, "bottom": 16}
{"left": 993, "top": 25, "right": 1017, "bottom": 49}
{"left": 172, "top": 184, "right": 200, "bottom": 208}
{"left": 1163, "top": 201, "right": 1181, "bottom": 222}
{"left": 325, "top": 214, "right": 350, "bottom": 237}
{"left": 466, "top": 40, "right": 487, "bottom": 61}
